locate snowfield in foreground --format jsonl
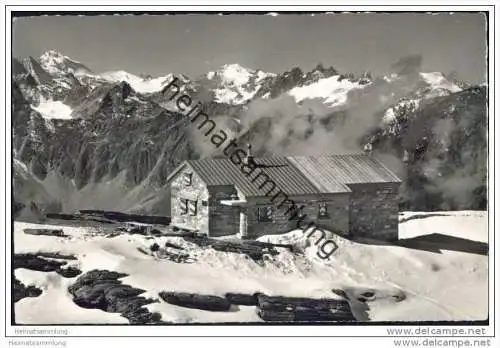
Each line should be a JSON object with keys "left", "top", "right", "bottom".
{"left": 13, "top": 211, "right": 488, "bottom": 324}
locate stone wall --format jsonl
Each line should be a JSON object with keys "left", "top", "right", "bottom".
{"left": 170, "top": 167, "right": 241, "bottom": 236}
{"left": 245, "top": 193, "right": 350, "bottom": 239}
{"left": 348, "top": 183, "right": 400, "bottom": 241}
{"left": 170, "top": 165, "right": 209, "bottom": 233}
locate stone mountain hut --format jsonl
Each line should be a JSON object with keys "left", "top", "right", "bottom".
{"left": 166, "top": 150, "right": 402, "bottom": 241}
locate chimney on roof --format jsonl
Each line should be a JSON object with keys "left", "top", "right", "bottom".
{"left": 244, "top": 143, "right": 254, "bottom": 165}
{"left": 363, "top": 143, "right": 373, "bottom": 155}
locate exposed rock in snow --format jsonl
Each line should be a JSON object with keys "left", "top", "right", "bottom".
{"left": 68, "top": 269, "right": 162, "bottom": 324}
{"left": 22, "top": 57, "right": 54, "bottom": 85}
{"left": 13, "top": 277, "right": 42, "bottom": 303}
{"left": 159, "top": 291, "right": 232, "bottom": 312}
{"left": 206, "top": 63, "right": 275, "bottom": 104}
{"left": 420, "top": 72, "right": 462, "bottom": 95}
{"left": 382, "top": 99, "right": 421, "bottom": 124}
{"left": 39, "top": 50, "right": 92, "bottom": 76}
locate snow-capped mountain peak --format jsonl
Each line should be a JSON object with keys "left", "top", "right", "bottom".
{"left": 218, "top": 63, "right": 255, "bottom": 86}
{"left": 208, "top": 63, "right": 274, "bottom": 86}
{"left": 39, "top": 50, "right": 92, "bottom": 76}
{"left": 40, "top": 50, "right": 66, "bottom": 65}
{"left": 204, "top": 63, "right": 275, "bottom": 104}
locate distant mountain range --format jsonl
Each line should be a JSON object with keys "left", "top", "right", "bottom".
{"left": 11, "top": 50, "right": 487, "bottom": 217}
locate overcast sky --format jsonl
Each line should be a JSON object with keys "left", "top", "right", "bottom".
{"left": 12, "top": 12, "right": 487, "bottom": 83}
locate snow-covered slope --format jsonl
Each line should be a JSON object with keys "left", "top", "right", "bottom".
{"left": 99, "top": 70, "right": 174, "bottom": 94}
{"left": 420, "top": 72, "right": 462, "bottom": 96}
{"left": 288, "top": 75, "right": 367, "bottom": 106}
{"left": 13, "top": 211, "right": 488, "bottom": 323}
{"left": 287, "top": 71, "right": 462, "bottom": 108}
{"left": 32, "top": 97, "right": 73, "bottom": 120}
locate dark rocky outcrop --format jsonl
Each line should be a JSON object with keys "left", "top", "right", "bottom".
{"left": 256, "top": 294, "right": 351, "bottom": 312}
{"left": 56, "top": 266, "right": 82, "bottom": 278}
{"left": 150, "top": 229, "right": 163, "bottom": 236}
{"left": 32, "top": 252, "right": 77, "bottom": 260}
{"left": 69, "top": 270, "right": 128, "bottom": 287}
{"left": 23, "top": 228, "right": 69, "bottom": 237}
{"left": 13, "top": 253, "right": 67, "bottom": 272}
{"left": 158, "top": 290, "right": 356, "bottom": 322}
{"left": 68, "top": 270, "right": 162, "bottom": 324}
{"left": 13, "top": 277, "right": 43, "bottom": 303}
{"left": 256, "top": 307, "right": 355, "bottom": 322}
{"left": 159, "top": 291, "right": 231, "bottom": 312}
{"left": 225, "top": 292, "right": 259, "bottom": 306}
{"left": 13, "top": 253, "right": 81, "bottom": 278}
{"left": 125, "top": 307, "right": 163, "bottom": 325}
{"left": 255, "top": 293, "right": 355, "bottom": 322}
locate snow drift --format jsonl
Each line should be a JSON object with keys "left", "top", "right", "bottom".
{"left": 12, "top": 211, "right": 488, "bottom": 324}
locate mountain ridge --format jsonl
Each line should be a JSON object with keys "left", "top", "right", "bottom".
{"left": 11, "top": 50, "right": 487, "bottom": 215}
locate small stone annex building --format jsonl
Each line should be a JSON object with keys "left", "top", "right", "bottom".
{"left": 166, "top": 151, "right": 402, "bottom": 241}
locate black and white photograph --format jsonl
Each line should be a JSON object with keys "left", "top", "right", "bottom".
{"left": 3, "top": 4, "right": 496, "bottom": 344}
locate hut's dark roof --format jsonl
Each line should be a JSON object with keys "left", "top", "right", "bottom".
{"left": 168, "top": 154, "right": 402, "bottom": 197}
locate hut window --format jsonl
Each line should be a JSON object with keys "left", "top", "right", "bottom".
{"left": 318, "top": 202, "right": 329, "bottom": 218}
{"left": 188, "top": 200, "right": 198, "bottom": 216}
{"left": 179, "top": 198, "right": 188, "bottom": 215}
{"left": 202, "top": 200, "right": 208, "bottom": 207}
{"left": 183, "top": 173, "right": 193, "bottom": 186}
{"left": 257, "top": 206, "right": 273, "bottom": 222}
